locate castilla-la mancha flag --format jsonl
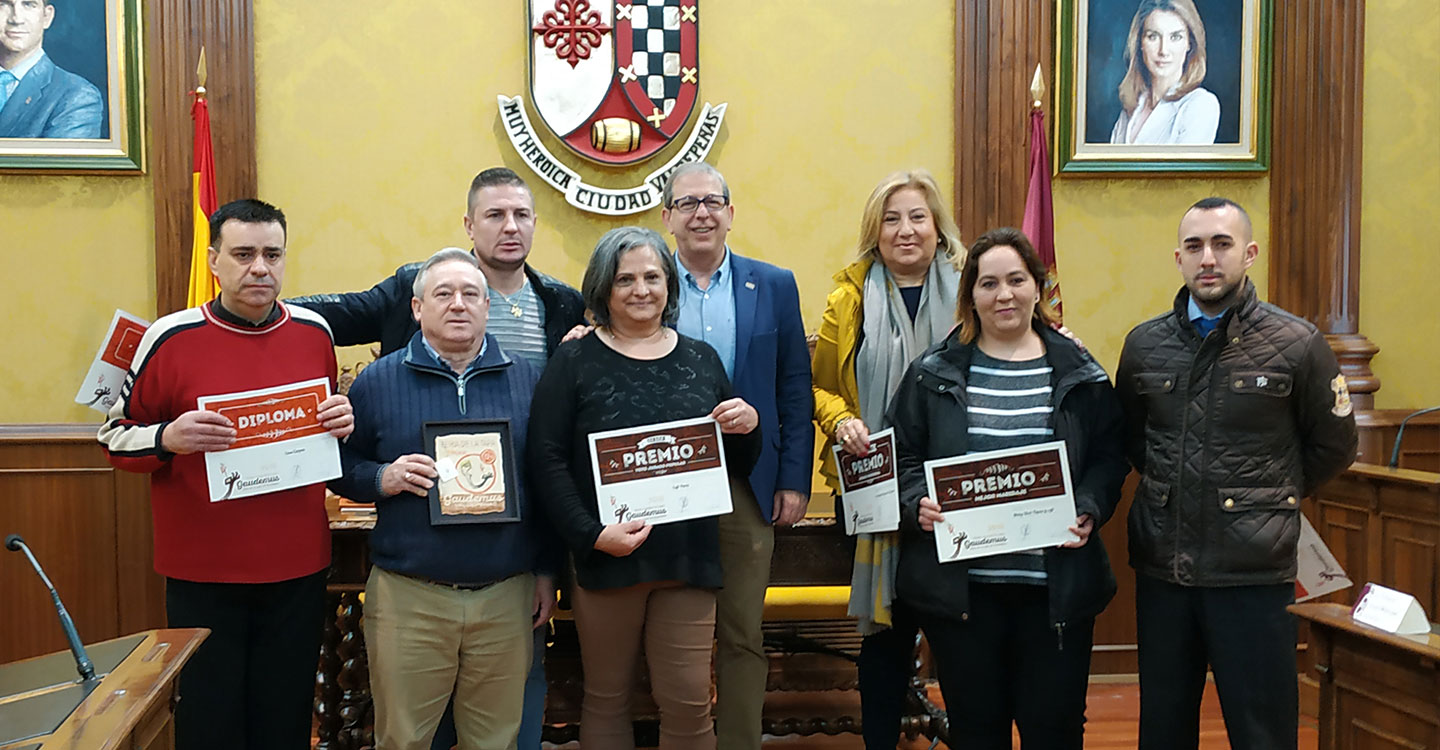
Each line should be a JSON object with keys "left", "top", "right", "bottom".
{"left": 186, "top": 90, "right": 219, "bottom": 308}
{"left": 1022, "top": 107, "right": 1062, "bottom": 321}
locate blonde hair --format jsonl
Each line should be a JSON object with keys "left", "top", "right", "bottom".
{"left": 1117, "top": 0, "right": 1208, "bottom": 114}
{"left": 855, "top": 169, "right": 964, "bottom": 269}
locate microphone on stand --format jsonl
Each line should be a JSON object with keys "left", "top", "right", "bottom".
{"left": 5, "top": 534, "right": 96, "bottom": 681}
{"left": 1388, "top": 405, "right": 1440, "bottom": 469}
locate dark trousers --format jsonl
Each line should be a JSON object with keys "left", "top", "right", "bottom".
{"left": 856, "top": 602, "right": 919, "bottom": 750}
{"left": 919, "top": 583, "right": 1093, "bottom": 750}
{"left": 165, "top": 570, "right": 327, "bottom": 750}
{"left": 1135, "top": 574, "right": 1297, "bottom": 750}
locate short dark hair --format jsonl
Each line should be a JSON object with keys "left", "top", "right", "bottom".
{"left": 954, "top": 227, "right": 1059, "bottom": 344}
{"left": 582, "top": 227, "right": 680, "bottom": 328}
{"left": 209, "top": 199, "right": 287, "bottom": 248}
{"left": 467, "top": 167, "right": 531, "bottom": 215}
{"left": 1184, "top": 196, "right": 1253, "bottom": 238}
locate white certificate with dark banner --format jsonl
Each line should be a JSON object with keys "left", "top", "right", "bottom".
{"left": 588, "top": 416, "right": 732, "bottom": 526}
{"left": 832, "top": 428, "right": 900, "bottom": 535}
{"left": 195, "top": 378, "right": 341, "bottom": 502}
{"left": 924, "top": 440, "right": 1077, "bottom": 563}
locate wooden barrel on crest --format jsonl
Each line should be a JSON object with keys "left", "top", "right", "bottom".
{"left": 591, "top": 118, "right": 641, "bottom": 154}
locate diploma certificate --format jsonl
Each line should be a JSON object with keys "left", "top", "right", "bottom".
{"left": 832, "top": 428, "right": 900, "bottom": 535}
{"left": 196, "top": 378, "right": 340, "bottom": 502}
{"left": 924, "top": 441, "right": 1077, "bottom": 563}
{"left": 589, "top": 417, "right": 731, "bottom": 526}
{"left": 74, "top": 309, "right": 149, "bottom": 414}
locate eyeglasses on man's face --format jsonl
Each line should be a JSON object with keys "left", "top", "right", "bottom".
{"left": 668, "top": 194, "right": 729, "bottom": 214}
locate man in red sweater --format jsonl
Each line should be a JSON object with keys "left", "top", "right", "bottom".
{"left": 98, "top": 199, "right": 354, "bottom": 750}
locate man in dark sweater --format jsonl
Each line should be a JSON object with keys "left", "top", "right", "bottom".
{"left": 290, "top": 167, "right": 582, "bottom": 748}
{"left": 333, "top": 248, "right": 554, "bottom": 749}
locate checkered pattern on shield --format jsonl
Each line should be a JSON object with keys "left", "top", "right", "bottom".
{"left": 626, "top": 0, "right": 685, "bottom": 117}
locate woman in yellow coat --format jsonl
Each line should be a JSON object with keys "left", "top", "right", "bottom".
{"left": 811, "top": 168, "right": 964, "bottom": 749}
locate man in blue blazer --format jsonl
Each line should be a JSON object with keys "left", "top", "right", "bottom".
{"left": 662, "top": 162, "right": 815, "bottom": 750}
{"left": 0, "top": 0, "right": 103, "bottom": 139}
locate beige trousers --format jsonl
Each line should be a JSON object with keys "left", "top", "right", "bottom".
{"left": 571, "top": 580, "right": 717, "bottom": 750}
{"left": 714, "top": 479, "right": 775, "bottom": 750}
{"left": 364, "top": 567, "right": 534, "bottom": 750}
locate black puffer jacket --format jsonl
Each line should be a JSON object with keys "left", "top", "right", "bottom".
{"left": 289, "top": 263, "right": 585, "bottom": 358}
{"left": 1115, "top": 281, "right": 1358, "bottom": 587}
{"left": 888, "top": 326, "right": 1129, "bottom": 628}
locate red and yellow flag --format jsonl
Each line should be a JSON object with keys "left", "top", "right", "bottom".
{"left": 186, "top": 84, "right": 219, "bottom": 308}
{"left": 1022, "top": 106, "right": 1062, "bottom": 322}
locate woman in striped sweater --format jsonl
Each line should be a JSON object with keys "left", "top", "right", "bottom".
{"left": 887, "top": 227, "right": 1129, "bottom": 749}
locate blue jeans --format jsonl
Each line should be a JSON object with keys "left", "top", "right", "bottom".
{"left": 429, "top": 625, "right": 547, "bottom": 749}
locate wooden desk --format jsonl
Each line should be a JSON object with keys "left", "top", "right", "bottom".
{"left": 1291, "top": 603, "right": 1439, "bottom": 749}
{"left": 0, "top": 629, "right": 207, "bottom": 750}
{"left": 1306, "top": 464, "right": 1440, "bottom": 615}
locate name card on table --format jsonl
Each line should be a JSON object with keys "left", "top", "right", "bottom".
{"left": 1351, "top": 582, "right": 1431, "bottom": 635}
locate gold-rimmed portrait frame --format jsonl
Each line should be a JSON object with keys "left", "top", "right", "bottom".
{"left": 1055, "top": 0, "right": 1271, "bottom": 173}
{"left": 0, "top": 0, "right": 145, "bottom": 172}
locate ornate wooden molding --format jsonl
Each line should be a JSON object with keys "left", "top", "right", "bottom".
{"left": 1269, "top": 0, "right": 1378, "bottom": 406}
{"left": 146, "top": 0, "right": 258, "bottom": 317}
{"left": 952, "top": 0, "right": 1054, "bottom": 240}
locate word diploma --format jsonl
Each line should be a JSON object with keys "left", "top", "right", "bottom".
{"left": 196, "top": 378, "right": 341, "bottom": 502}
{"left": 588, "top": 417, "right": 732, "bottom": 526}
{"left": 924, "top": 441, "right": 1077, "bottom": 563}
{"left": 833, "top": 428, "right": 900, "bottom": 534}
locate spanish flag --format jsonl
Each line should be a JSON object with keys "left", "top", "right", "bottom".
{"left": 186, "top": 84, "right": 219, "bottom": 308}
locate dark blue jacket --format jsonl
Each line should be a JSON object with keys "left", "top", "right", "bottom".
{"left": 332, "top": 331, "right": 558, "bottom": 584}
{"left": 0, "top": 54, "right": 103, "bottom": 138}
{"left": 725, "top": 252, "right": 815, "bottom": 520}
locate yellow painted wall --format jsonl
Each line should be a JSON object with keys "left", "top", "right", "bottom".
{"left": 0, "top": 1, "right": 1432, "bottom": 424}
{"left": 1053, "top": 177, "right": 1270, "bottom": 374}
{"left": 1360, "top": 0, "right": 1440, "bottom": 410}
{"left": 0, "top": 175, "right": 153, "bottom": 423}
{"left": 252, "top": 0, "right": 956, "bottom": 370}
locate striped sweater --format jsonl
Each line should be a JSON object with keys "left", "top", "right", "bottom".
{"left": 964, "top": 350, "right": 1054, "bottom": 584}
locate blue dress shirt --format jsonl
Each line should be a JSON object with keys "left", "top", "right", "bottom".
{"left": 0, "top": 49, "right": 44, "bottom": 109}
{"left": 675, "top": 249, "right": 737, "bottom": 380}
{"left": 1187, "top": 295, "right": 1226, "bottom": 338}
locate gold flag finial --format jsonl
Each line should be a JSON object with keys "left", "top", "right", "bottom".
{"left": 196, "top": 47, "right": 208, "bottom": 94}
{"left": 1030, "top": 64, "right": 1045, "bottom": 109}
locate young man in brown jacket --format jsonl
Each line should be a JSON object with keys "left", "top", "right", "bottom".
{"left": 1117, "top": 197, "right": 1358, "bottom": 750}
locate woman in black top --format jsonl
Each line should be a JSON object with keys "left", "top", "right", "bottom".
{"left": 528, "top": 226, "right": 759, "bottom": 750}
{"left": 888, "top": 228, "right": 1128, "bottom": 749}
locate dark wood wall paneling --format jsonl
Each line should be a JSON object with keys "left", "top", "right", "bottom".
{"left": 0, "top": 426, "right": 163, "bottom": 664}
{"left": 953, "top": 0, "right": 1053, "bottom": 240}
{"left": 1268, "top": 0, "right": 1378, "bottom": 407}
{"left": 148, "top": 0, "right": 259, "bottom": 317}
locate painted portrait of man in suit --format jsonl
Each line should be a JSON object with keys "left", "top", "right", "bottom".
{"left": 0, "top": 0, "right": 107, "bottom": 139}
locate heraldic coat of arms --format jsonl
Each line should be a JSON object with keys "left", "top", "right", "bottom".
{"left": 500, "top": 0, "right": 726, "bottom": 215}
